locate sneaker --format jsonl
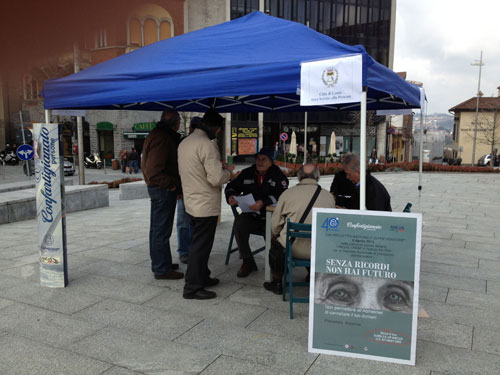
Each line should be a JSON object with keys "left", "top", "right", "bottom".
{"left": 154, "top": 270, "right": 184, "bottom": 280}
{"left": 263, "top": 279, "right": 283, "bottom": 295}
{"left": 179, "top": 254, "right": 189, "bottom": 264}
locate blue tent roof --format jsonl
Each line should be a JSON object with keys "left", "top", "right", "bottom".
{"left": 41, "top": 11, "right": 420, "bottom": 112}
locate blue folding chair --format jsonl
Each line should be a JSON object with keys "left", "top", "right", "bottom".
{"left": 225, "top": 205, "right": 266, "bottom": 265}
{"left": 282, "top": 218, "right": 312, "bottom": 319}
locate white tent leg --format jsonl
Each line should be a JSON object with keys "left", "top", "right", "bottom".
{"left": 45, "top": 110, "right": 51, "bottom": 123}
{"left": 418, "top": 109, "right": 424, "bottom": 195}
{"left": 304, "top": 112, "right": 308, "bottom": 164}
{"left": 360, "top": 90, "right": 367, "bottom": 210}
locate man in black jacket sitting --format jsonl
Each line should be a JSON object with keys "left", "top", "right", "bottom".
{"left": 342, "top": 153, "right": 392, "bottom": 211}
{"left": 225, "top": 147, "right": 289, "bottom": 277}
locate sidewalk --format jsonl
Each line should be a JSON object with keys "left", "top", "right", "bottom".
{"left": 0, "top": 171, "right": 499, "bottom": 374}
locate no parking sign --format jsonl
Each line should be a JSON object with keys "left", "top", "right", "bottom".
{"left": 280, "top": 132, "right": 288, "bottom": 142}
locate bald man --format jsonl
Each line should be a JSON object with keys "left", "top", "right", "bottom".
{"left": 264, "top": 163, "right": 335, "bottom": 295}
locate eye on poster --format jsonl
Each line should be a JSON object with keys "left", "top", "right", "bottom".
{"left": 308, "top": 208, "right": 422, "bottom": 365}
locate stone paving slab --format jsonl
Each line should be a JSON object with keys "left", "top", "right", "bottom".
{"left": 174, "top": 319, "right": 317, "bottom": 375}
{"left": 67, "top": 273, "right": 165, "bottom": 304}
{"left": 199, "top": 355, "right": 290, "bottom": 375}
{"left": 446, "top": 288, "right": 500, "bottom": 310}
{"left": 72, "top": 298, "right": 203, "bottom": 341}
{"left": 421, "top": 301, "right": 500, "bottom": 329}
{"left": 416, "top": 340, "right": 500, "bottom": 375}
{"left": 145, "top": 288, "right": 266, "bottom": 327}
{"left": 68, "top": 326, "right": 219, "bottom": 374}
{"left": 306, "top": 353, "right": 431, "bottom": 374}
{"left": 102, "top": 366, "right": 144, "bottom": 375}
{"left": 418, "top": 284, "right": 448, "bottom": 303}
{"left": 0, "top": 274, "right": 103, "bottom": 314}
{"left": 417, "top": 318, "right": 473, "bottom": 349}
{"left": 0, "top": 334, "right": 111, "bottom": 374}
{"left": 419, "top": 271, "right": 486, "bottom": 293}
{"left": 472, "top": 326, "right": 500, "bottom": 356}
{"left": 0, "top": 302, "right": 104, "bottom": 347}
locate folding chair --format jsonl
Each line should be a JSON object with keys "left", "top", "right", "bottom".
{"left": 282, "top": 218, "right": 312, "bottom": 319}
{"left": 225, "top": 205, "right": 266, "bottom": 265}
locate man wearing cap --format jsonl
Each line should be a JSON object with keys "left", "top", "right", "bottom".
{"left": 225, "top": 147, "right": 289, "bottom": 277}
{"left": 179, "top": 110, "right": 234, "bottom": 300}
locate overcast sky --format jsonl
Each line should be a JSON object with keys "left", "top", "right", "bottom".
{"left": 393, "top": 0, "right": 500, "bottom": 114}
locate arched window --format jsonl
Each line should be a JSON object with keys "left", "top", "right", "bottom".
{"left": 143, "top": 18, "right": 158, "bottom": 46}
{"left": 127, "top": 4, "right": 174, "bottom": 47}
{"left": 129, "top": 18, "right": 142, "bottom": 45}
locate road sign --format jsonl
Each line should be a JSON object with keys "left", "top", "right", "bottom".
{"left": 17, "top": 144, "right": 34, "bottom": 160}
{"left": 280, "top": 132, "right": 288, "bottom": 141}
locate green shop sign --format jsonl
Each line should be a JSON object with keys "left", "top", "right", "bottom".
{"left": 96, "top": 122, "right": 114, "bottom": 131}
{"left": 133, "top": 122, "right": 156, "bottom": 132}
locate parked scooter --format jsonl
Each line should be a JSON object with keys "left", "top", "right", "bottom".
{"left": 84, "top": 152, "right": 103, "bottom": 169}
{"left": 0, "top": 149, "right": 19, "bottom": 165}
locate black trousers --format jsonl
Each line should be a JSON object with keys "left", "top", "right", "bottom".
{"left": 183, "top": 215, "right": 218, "bottom": 295}
{"left": 233, "top": 213, "right": 266, "bottom": 260}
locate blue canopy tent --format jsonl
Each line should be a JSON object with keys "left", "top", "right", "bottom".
{"left": 41, "top": 11, "right": 422, "bottom": 210}
{"left": 41, "top": 11, "right": 420, "bottom": 113}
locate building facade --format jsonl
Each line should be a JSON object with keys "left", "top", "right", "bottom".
{"left": 449, "top": 88, "right": 500, "bottom": 165}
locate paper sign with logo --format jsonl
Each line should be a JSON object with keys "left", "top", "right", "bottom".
{"left": 300, "top": 54, "right": 363, "bottom": 106}
{"left": 309, "top": 208, "right": 422, "bottom": 365}
{"left": 34, "top": 123, "right": 68, "bottom": 288}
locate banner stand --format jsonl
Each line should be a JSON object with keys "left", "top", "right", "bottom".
{"left": 34, "top": 120, "right": 68, "bottom": 288}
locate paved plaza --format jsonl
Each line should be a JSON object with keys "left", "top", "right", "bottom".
{"left": 0, "top": 165, "right": 499, "bottom": 374}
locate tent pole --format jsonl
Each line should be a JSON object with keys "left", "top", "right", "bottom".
{"left": 360, "top": 89, "right": 367, "bottom": 210}
{"left": 45, "top": 110, "right": 51, "bottom": 124}
{"left": 418, "top": 88, "right": 425, "bottom": 195}
{"left": 304, "top": 112, "right": 308, "bottom": 164}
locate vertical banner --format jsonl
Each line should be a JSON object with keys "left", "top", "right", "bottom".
{"left": 300, "top": 54, "right": 362, "bottom": 106}
{"left": 34, "top": 123, "right": 68, "bottom": 288}
{"left": 309, "top": 209, "right": 421, "bottom": 365}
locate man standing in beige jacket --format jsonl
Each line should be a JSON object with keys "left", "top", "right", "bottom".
{"left": 178, "top": 110, "right": 234, "bottom": 300}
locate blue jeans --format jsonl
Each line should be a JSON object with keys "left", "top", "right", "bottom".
{"left": 121, "top": 160, "right": 127, "bottom": 172}
{"left": 176, "top": 198, "right": 192, "bottom": 256}
{"left": 129, "top": 160, "right": 138, "bottom": 173}
{"left": 147, "top": 186, "right": 177, "bottom": 275}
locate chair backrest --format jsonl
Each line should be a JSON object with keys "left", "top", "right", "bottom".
{"left": 403, "top": 202, "right": 412, "bottom": 213}
{"left": 286, "top": 218, "right": 312, "bottom": 241}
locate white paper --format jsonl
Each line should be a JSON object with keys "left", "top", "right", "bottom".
{"left": 234, "top": 194, "right": 256, "bottom": 213}
{"left": 300, "top": 54, "right": 362, "bottom": 106}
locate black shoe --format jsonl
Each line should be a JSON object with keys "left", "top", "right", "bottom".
{"left": 263, "top": 280, "right": 283, "bottom": 295}
{"left": 183, "top": 289, "right": 217, "bottom": 300}
{"left": 237, "top": 258, "right": 258, "bottom": 278}
{"left": 152, "top": 263, "right": 179, "bottom": 272}
{"left": 179, "top": 254, "right": 189, "bottom": 264}
{"left": 154, "top": 270, "right": 184, "bottom": 280}
{"left": 205, "top": 277, "right": 219, "bottom": 287}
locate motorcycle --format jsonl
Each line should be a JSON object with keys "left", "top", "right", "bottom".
{"left": 0, "top": 149, "right": 19, "bottom": 165}
{"left": 84, "top": 153, "right": 103, "bottom": 169}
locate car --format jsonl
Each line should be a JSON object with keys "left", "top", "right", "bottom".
{"left": 64, "top": 157, "right": 75, "bottom": 176}
{"left": 478, "top": 154, "right": 493, "bottom": 167}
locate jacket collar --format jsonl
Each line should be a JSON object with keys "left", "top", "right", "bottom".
{"left": 297, "top": 178, "right": 319, "bottom": 185}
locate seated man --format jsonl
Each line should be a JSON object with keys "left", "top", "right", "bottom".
{"left": 342, "top": 152, "right": 392, "bottom": 211}
{"left": 329, "top": 158, "right": 357, "bottom": 209}
{"left": 225, "top": 147, "right": 289, "bottom": 277}
{"left": 265, "top": 163, "right": 335, "bottom": 294}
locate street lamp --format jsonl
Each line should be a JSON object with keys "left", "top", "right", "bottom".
{"left": 471, "top": 51, "right": 484, "bottom": 166}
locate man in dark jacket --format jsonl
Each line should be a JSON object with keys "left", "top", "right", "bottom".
{"left": 330, "top": 169, "right": 357, "bottom": 209}
{"left": 343, "top": 153, "right": 391, "bottom": 211}
{"left": 225, "top": 147, "right": 289, "bottom": 277}
{"left": 142, "top": 109, "right": 184, "bottom": 280}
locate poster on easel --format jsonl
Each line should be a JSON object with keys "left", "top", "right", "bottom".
{"left": 309, "top": 208, "right": 422, "bottom": 365}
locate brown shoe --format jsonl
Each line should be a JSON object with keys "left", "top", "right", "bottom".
{"left": 154, "top": 270, "right": 184, "bottom": 280}
{"left": 237, "top": 258, "right": 257, "bottom": 278}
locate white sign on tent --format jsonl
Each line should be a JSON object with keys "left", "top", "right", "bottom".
{"left": 300, "top": 54, "right": 363, "bottom": 106}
